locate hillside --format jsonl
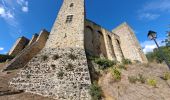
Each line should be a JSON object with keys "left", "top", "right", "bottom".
{"left": 1, "top": 61, "right": 170, "bottom": 100}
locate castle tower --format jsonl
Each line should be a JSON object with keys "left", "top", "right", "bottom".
{"left": 10, "top": 0, "right": 91, "bottom": 100}
{"left": 112, "top": 22, "right": 148, "bottom": 63}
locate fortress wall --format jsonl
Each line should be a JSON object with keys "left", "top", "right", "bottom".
{"left": 8, "top": 36, "right": 30, "bottom": 56}
{"left": 28, "top": 34, "right": 39, "bottom": 46}
{"left": 85, "top": 19, "right": 123, "bottom": 61}
{"left": 4, "top": 30, "right": 49, "bottom": 71}
{"left": 112, "top": 23, "right": 148, "bottom": 63}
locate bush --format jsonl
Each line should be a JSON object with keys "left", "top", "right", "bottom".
{"left": 118, "top": 64, "right": 126, "bottom": 70}
{"left": 138, "top": 74, "right": 146, "bottom": 84}
{"left": 89, "top": 82, "right": 102, "bottom": 100}
{"left": 94, "top": 58, "right": 116, "bottom": 69}
{"left": 128, "top": 76, "right": 138, "bottom": 84}
{"left": 111, "top": 68, "right": 121, "bottom": 81}
{"left": 147, "top": 79, "right": 157, "bottom": 87}
{"left": 0, "top": 54, "right": 15, "bottom": 63}
{"left": 162, "top": 72, "right": 170, "bottom": 80}
{"left": 122, "top": 59, "right": 132, "bottom": 65}
{"left": 146, "top": 46, "right": 170, "bottom": 63}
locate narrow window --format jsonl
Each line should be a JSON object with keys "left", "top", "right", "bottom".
{"left": 66, "top": 15, "right": 73, "bottom": 23}
{"left": 70, "top": 3, "right": 74, "bottom": 7}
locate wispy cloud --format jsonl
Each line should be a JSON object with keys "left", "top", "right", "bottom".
{"left": 137, "top": 0, "right": 170, "bottom": 20}
{"left": 0, "top": 47, "right": 4, "bottom": 51}
{"left": 0, "top": 0, "right": 29, "bottom": 38}
{"left": 141, "top": 39, "right": 165, "bottom": 54}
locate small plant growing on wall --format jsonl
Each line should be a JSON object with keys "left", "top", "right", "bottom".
{"left": 51, "top": 64, "right": 56, "bottom": 70}
{"left": 94, "top": 58, "right": 116, "bottom": 69}
{"left": 66, "top": 63, "right": 74, "bottom": 71}
{"left": 57, "top": 70, "right": 64, "bottom": 79}
{"left": 138, "top": 74, "right": 146, "bottom": 84}
{"left": 128, "top": 76, "right": 138, "bottom": 84}
{"left": 42, "top": 55, "right": 48, "bottom": 61}
{"left": 68, "top": 53, "right": 77, "bottom": 60}
{"left": 52, "top": 54, "right": 60, "bottom": 60}
{"left": 89, "top": 82, "right": 103, "bottom": 100}
{"left": 162, "top": 72, "right": 170, "bottom": 80}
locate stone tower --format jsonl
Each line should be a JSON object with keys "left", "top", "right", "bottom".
{"left": 10, "top": 0, "right": 91, "bottom": 100}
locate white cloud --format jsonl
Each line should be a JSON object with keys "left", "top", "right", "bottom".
{"left": 141, "top": 39, "right": 165, "bottom": 54}
{"left": 137, "top": 0, "right": 170, "bottom": 20}
{"left": 17, "top": 0, "right": 29, "bottom": 13}
{"left": 0, "top": 47, "right": 4, "bottom": 51}
{"left": 139, "top": 13, "right": 160, "bottom": 20}
{"left": 22, "top": 6, "right": 28, "bottom": 12}
{"left": 0, "top": 6, "right": 14, "bottom": 19}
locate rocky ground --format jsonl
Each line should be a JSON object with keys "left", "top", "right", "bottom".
{"left": 98, "top": 63, "right": 170, "bottom": 100}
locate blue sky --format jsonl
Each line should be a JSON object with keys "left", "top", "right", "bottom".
{"left": 0, "top": 0, "right": 169, "bottom": 54}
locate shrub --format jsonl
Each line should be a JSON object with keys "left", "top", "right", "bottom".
{"left": 122, "top": 59, "right": 132, "bottom": 65}
{"left": 162, "top": 72, "right": 170, "bottom": 80}
{"left": 52, "top": 54, "right": 60, "bottom": 60}
{"left": 57, "top": 70, "right": 64, "bottom": 79}
{"left": 138, "top": 74, "right": 146, "bottom": 84}
{"left": 94, "top": 58, "right": 116, "bottom": 69}
{"left": 111, "top": 68, "right": 121, "bottom": 81}
{"left": 66, "top": 63, "right": 74, "bottom": 71}
{"left": 42, "top": 55, "right": 48, "bottom": 61}
{"left": 0, "top": 54, "right": 15, "bottom": 63}
{"left": 118, "top": 64, "right": 126, "bottom": 70}
{"left": 68, "top": 54, "right": 77, "bottom": 60}
{"left": 89, "top": 82, "right": 102, "bottom": 100}
{"left": 128, "top": 76, "right": 138, "bottom": 84}
{"left": 147, "top": 79, "right": 157, "bottom": 87}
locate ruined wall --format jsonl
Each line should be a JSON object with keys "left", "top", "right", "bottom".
{"left": 28, "top": 34, "right": 39, "bottom": 46}
{"left": 8, "top": 36, "right": 30, "bottom": 56}
{"left": 10, "top": 0, "right": 91, "bottom": 100}
{"left": 85, "top": 19, "right": 124, "bottom": 61}
{"left": 4, "top": 30, "right": 49, "bottom": 71}
{"left": 112, "top": 22, "right": 148, "bottom": 63}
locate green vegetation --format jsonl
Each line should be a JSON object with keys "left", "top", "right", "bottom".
{"left": 128, "top": 76, "right": 138, "bottom": 84}
{"left": 122, "top": 59, "right": 132, "bottom": 65}
{"left": 0, "top": 54, "right": 15, "bottom": 63}
{"left": 118, "top": 64, "right": 126, "bottom": 70}
{"left": 146, "top": 46, "right": 170, "bottom": 63}
{"left": 147, "top": 79, "right": 157, "bottom": 87}
{"left": 94, "top": 58, "right": 116, "bottom": 69}
{"left": 162, "top": 72, "right": 170, "bottom": 80}
{"left": 111, "top": 68, "right": 121, "bottom": 81}
{"left": 128, "top": 74, "right": 146, "bottom": 84}
{"left": 89, "top": 82, "right": 103, "bottom": 100}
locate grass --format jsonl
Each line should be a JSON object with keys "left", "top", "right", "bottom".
{"left": 94, "top": 58, "right": 116, "bottom": 69}
{"left": 122, "top": 59, "right": 132, "bottom": 65}
{"left": 128, "top": 76, "right": 138, "bottom": 84}
{"left": 147, "top": 79, "right": 157, "bottom": 87}
{"left": 111, "top": 68, "right": 121, "bottom": 82}
{"left": 162, "top": 72, "right": 170, "bottom": 80}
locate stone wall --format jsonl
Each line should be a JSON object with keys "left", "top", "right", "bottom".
{"left": 4, "top": 30, "right": 49, "bottom": 71}
{"left": 10, "top": 0, "right": 91, "bottom": 100}
{"left": 28, "top": 34, "right": 39, "bottom": 46}
{"left": 85, "top": 19, "right": 124, "bottom": 61}
{"left": 112, "top": 22, "right": 148, "bottom": 63}
{"left": 8, "top": 36, "right": 30, "bottom": 56}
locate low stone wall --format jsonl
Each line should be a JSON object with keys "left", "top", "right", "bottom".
{"left": 10, "top": 47, "right": 91, "bottom": 100}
